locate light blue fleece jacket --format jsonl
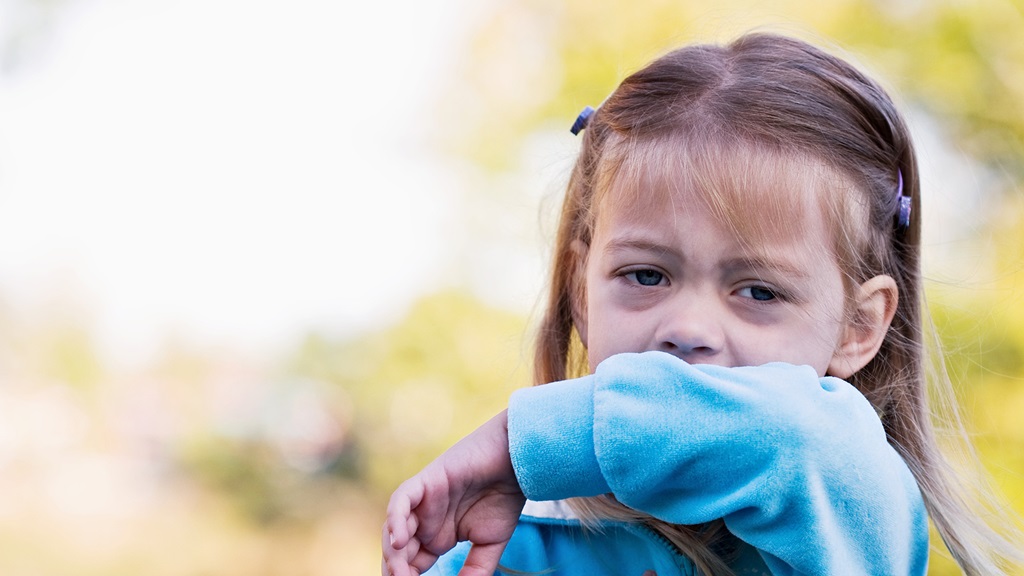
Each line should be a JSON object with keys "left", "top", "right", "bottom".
{"left": 426, "top": 351, "right": 929, "bottom": 575}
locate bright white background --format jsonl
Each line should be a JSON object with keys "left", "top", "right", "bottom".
{"left": 0, "top": 0, "right": 506, "bottom": 368}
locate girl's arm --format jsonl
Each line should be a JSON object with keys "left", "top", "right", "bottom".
{"left": 511, "top": 351, "right": 929, "bottom": 575}
{"left": 384, "top": 350, "right": 930, "bottom": 575}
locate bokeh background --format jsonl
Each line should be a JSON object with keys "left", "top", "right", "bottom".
{"left": 0, "top": 0, "right": 1022, "bottom": 574}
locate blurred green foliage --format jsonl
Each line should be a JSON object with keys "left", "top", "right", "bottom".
{"left": 286, "top": 290, "right": 531, "bottom": 503}
{"left": 182, "top": 438, "right": 291, "bottom": 525}
{"left": 441, "top": 0, "right": 1024, "bottom": 179}
{"left": 167, "top": 290, "right": 530, "bottom": 529}
{"left": 930, "top": 199, "right": 1024, "bottom": 493}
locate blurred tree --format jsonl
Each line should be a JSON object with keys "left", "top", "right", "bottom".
{"left": 437, "top": 0, "right": 1024, "bottom": 179}
{"left": 927, "top": 197, "right": 1024, "bottom": 574}
{"left": 285, "top": 290, "right": 530, "bottom": 503}
{"left": 38, "top": 321, "right": 103, "bottom": 389}
{"left": 181, "top": 437, "right": 289, "bottom": 525}
{"left": 23, "top": 291, "right": 105, "bottom": 391}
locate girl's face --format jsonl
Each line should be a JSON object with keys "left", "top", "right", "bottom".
{"left": 580, "top": 182, "right": 850, "bottom": 376}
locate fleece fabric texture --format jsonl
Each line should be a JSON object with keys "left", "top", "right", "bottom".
{"left": 424, "top": 502, "right": 776, "bottom": 576}
{"left": 426, "top": 513, "right": 703, "bottom": 576}
{"left": 424, "top": 352, "right": 929, "bottom": 575}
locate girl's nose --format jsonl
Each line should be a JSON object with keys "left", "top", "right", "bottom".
{"left": 655, "top": 296, "right": 725, "bottom": 361}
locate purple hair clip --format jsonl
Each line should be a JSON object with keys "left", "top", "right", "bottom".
{"left": 570, "top": 106, "right": 595, "bottom": 135}
{"left": 895, "top": 169, "right": 911, "bottom": 230}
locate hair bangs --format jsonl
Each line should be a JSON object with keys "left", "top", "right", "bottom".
{"left": 598, "top": 130, "right": 855, "bottom": 264}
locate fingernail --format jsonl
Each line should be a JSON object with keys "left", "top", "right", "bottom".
{"left": 389, "top": 530, "right": 396, "bottom": 547}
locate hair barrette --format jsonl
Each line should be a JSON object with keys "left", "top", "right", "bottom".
{"left": 895, "top": 169, "right": 911, "bottom": 230}
{"left": 570, "top": 106, "right": 595, "bottom": 135}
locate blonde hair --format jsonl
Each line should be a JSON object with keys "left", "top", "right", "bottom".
{"left": 534, "top": 32, "right": 1022, "bottom": 575}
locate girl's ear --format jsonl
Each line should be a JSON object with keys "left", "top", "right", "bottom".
{"left": 569, "top": 239, "right": 590, "bottom": 347}
{"left": 828, "top": 275, "right": 899, "bottom": 379}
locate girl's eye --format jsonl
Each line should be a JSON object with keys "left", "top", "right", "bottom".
{"left": 739, "top": 285, "right": 778, "bottom": 302}
{"left": 627, "top": 270, "right": 665, "bottom": 286}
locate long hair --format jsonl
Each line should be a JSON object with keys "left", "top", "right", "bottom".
{"left": 534, "top": 32, "right": 1022, "bottom": 575}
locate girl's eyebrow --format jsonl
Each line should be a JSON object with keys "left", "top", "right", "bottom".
{"left": 721, "top": 255, "right": 811, "bottom": 279}
{"left": 601, "top": 235, "right": 676, "bottom": 256}
{"left": 602, "top": 234, "right": 813, "bottom": 279}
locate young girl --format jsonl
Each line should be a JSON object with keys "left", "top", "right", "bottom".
{"left": 382, "top": 33, "right": 1021, "bottom": 576}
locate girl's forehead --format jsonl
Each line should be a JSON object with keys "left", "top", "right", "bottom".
{"left": 597, "top": 137, "right": 846, "bottom": 248}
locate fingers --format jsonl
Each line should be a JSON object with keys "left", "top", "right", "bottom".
{"left": 382, "top": 522, "right": 404, "bottom": 576}
{"left": 456, "top": 540, "right": 511, "bottom": 576}
{"left": 382, "top": 520, "right": 427, "bottom": 576}
{"left": 386, "top": 478, "right": 426, "bottom": 549}
{"left": 386, "top": 474, "right": 444, "bottom": 576}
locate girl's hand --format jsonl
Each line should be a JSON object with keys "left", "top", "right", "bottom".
{"left": 382, "top": 410, "right": 526, "bottom": 576}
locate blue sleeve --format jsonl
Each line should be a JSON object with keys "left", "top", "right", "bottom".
{"left": 507, "top": 351, "right": 929, "bottom": 576}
